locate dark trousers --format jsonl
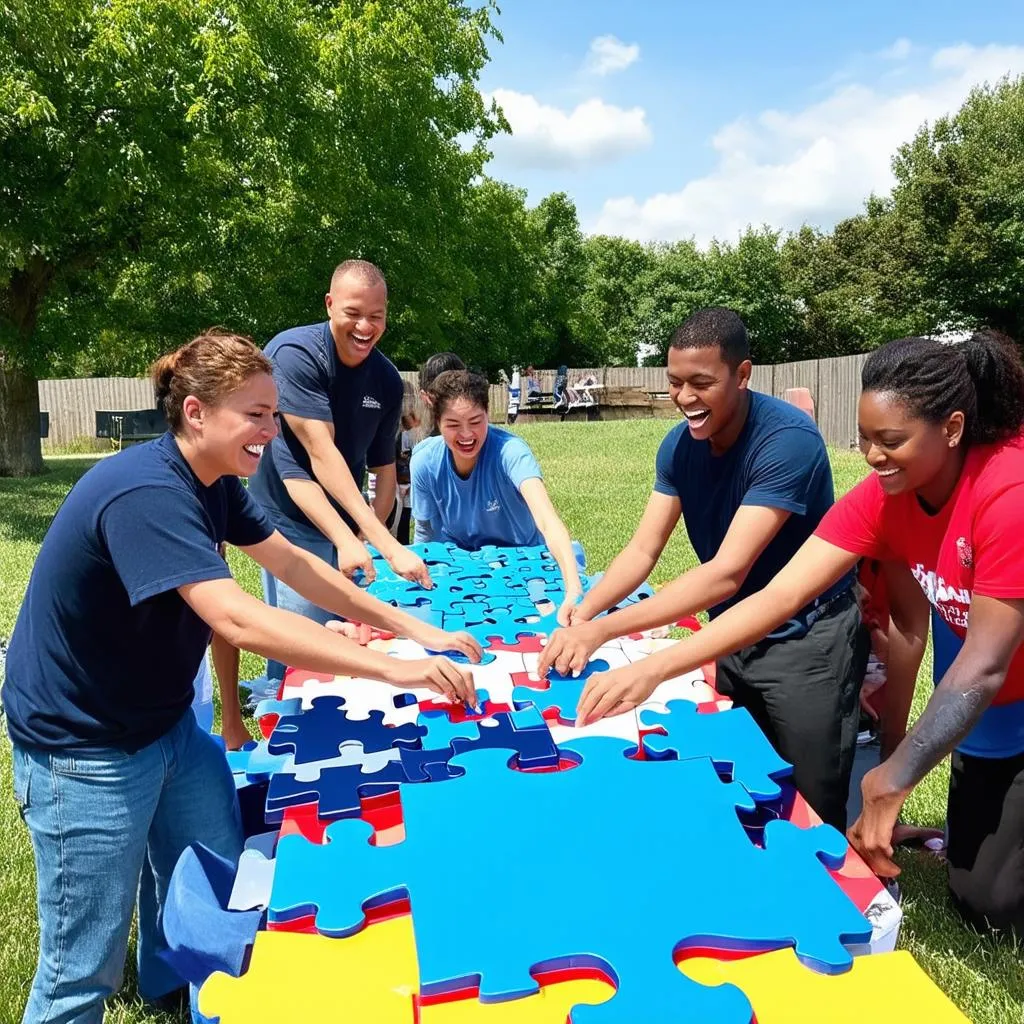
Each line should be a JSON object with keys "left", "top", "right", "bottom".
{"left": 714, "top": 590, "right": 868, "bottom": 832}
{"left": 947, "top": 748, "right": 1024, "bottom": 937}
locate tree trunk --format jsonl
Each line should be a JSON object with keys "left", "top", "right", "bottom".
{"left": 0, "top": 353, "right": 44, "bottom": 476}
{"left": 0, "top": 256, "right": 56, "bottom": 476}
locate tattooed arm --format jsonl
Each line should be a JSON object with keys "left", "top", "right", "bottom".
{"left": 849, "top": 594, "right": 1024, "bottom": 875}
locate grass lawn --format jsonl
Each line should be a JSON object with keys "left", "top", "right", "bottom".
{"left": 1, "top": 419, "right": 1021, "bottom": 1023}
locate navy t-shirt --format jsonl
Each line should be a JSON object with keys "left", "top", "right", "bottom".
{"left": 247, "top": 321, "right": 403, "bottom": 538}
{"left": 654, "top": 391, "right": 846, "bottom": 623}
{"left": 3, "top": 433, "right": 273, "bottom": 752}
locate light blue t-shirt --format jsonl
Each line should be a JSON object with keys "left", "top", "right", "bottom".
{"left": 411, "top": 428, "right": 544, "bottom": 550}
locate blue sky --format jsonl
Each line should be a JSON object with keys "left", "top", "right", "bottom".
{"left": 477, "top": 0, "right": 1024, "bottom": 244}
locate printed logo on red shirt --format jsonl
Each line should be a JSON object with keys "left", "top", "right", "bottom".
{"left": 956, "top": 536, "right": 974, "bottom": 569}
{"left": 911, "top": 563, "right": 971, "bottom": 630}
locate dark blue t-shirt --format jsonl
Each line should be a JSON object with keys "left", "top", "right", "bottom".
{"left": 654, "top": 391, "right": 846, "bottom": 624}
{"left": 247, "top": 321, "right": 403, "bottom": 538}
{"left": 3, "top": 433, "right": 273, "bottom": 752}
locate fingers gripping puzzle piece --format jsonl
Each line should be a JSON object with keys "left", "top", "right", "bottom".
{"left": 269, "top": 739, "right": 870, "bottom": 1023}
{"left": 638, "top": 701, "right": 793, "bottom": 804}
{"left": 511, "top": 660, "right": 611, "bottom": 725}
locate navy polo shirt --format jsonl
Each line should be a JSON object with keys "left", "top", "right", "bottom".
{"left": 655, "top": 390, "right": 847, "bottom": 624}
{"left": 3, "top": 433, "right": 273, "bottom": 752}
{"left": 247, "top": 321, "right": 403, "bottom": 538}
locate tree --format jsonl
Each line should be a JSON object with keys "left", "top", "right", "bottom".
{"left": 578, "top": 235, "right": 653, "bottom": 366}
{"left": 632, "top": 240, "right": 713, "bottom": 363}
{"left": 525, "top": 192, "right": 592, "bottom": 367}
{"left": 1, "top": 0, "right": 504, "bottom": 474}
{"left": 889, "top": 75, "right": 1024, "bottom": 340}
{"left": 705, "top": 227, "right": 804, "bottom": 363}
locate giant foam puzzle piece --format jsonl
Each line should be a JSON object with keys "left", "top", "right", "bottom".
{"left": 269, "top": 739, "right": 871, "bottom": 1023}
{"left": 420, "top": 974, "right": 615, "bottom": 1022}
{"left": 639, "top": 700, "right": 793, "bottom": 804}
{"left": 268, "top": 696, "right": 425, "bottom": 765}
{"left": 407, "top": 709, "right": 560, "bottom": 777}
{"left": 679, "top": 948, "right": 970, "bottom": 1023}
{"left": 198, "top": 919, "right": 419, "bottom": 1024}
{"left": 511, "top": 659, "right": 611, "bottom": 725}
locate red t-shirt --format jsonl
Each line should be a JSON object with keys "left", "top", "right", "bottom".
{"left": 816, "top": 435, "right": 1024, "bottom": 705}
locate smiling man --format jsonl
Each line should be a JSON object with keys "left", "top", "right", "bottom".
{"left": 248, "top": 260, "right": 432, "bottom": 686}
{"left": 539, "top": 307, "right": 868, "bottom": 830}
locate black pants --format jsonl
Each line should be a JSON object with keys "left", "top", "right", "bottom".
{"left": 947, "top": 748, "right": 1024, "bottom": 937}
{"left": 397, "top": 506, "right": 412, "bottom": 546}
{"left": 714, "top": 590, "right": 868, "bottom": 832}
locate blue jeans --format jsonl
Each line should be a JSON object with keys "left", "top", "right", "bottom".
{"left": 11, "top": 711, "right": 243, "bottom": 1024}
{"left": 261, "top": 522, "right": 338, "bottom": 684}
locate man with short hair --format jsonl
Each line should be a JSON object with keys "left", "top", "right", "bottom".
{"left": 248, "top": 259, "right": 432, "bottom": 685}
{"left": 539, "top": 307, "right": 868, "bottom": 830}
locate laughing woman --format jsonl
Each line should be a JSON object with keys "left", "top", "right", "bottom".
{"left": 572, "top": 330, "right": 1024, "bottom": 937}
{"left": 4, "top": 331, "right": 479, "bottom": 1023}
{"left": 410, "top": 369, "right": 584, "bottom": 624}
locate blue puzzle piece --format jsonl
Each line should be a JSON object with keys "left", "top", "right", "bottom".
{"left": 512, "top": 659, "right": 611, "bottom": 724}
{"left": 269, "top": 739, "right": 870, "bottom": 1023}
{"left": 244, "top": 740, "right": 294, "bottom": 781}
{"left": 466, "top": 609, "right": 562, "bottom": 647}
{"left": 406, "top": 707, "right": 558, "bottom": 779}
{"left": 224, "top": 741, "right": 259, "bottom": 777}
{"left": 253, "top": 696, "right": 301, "bottom": 720}
{"left": 639, "top": 701, "right": 793, "bottom": 804}
{"left": 268, "top": 696, "right": 425, "bottom": 765}
{"left": 264, "top": 758, "right": 415, "bottom": 823}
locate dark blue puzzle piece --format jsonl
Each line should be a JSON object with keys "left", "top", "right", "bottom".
{"left": 406, "top": 708, "right": 559, "bottom": 779}
{"left": 267, "top": 696, "right": 425, "bottom": 765}
{"left": 270, "top": 739, "right": 871, "bottom": 1023}
{"left": 639, "top": 700, "right": 793, "bottom": 804}
{"left": 264, "top": 758, "right": 416, "bottom": 823}
{"left": 512, "top": 659, "right": 611, "bottom": 724}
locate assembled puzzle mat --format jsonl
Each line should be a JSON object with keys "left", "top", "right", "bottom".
{"left": 171, "top": 543, "right": 960, "bottom": 1023}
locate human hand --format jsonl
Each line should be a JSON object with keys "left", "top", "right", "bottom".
{"left": 388, "top": 656, "right": 477, "bottom": 706}
{"left": 412, "top": 626, "right": 484, "bottom": 666}
{"left": 337, "top": 537, "right": 376, "bottom": 584}
{"left": 388, "top": 547, "right": 433, "bottom": 589}
{"left": 847, "top": 765, "right": 910, "bottom": 878}
{"left": 575, "top": 663, "right": 660, "bottom": 726}
{"left": 557, "top": 586, "right": 584, "bottom": 627}
{"left": 537, "top": 621, "right": 603, "bottom": 678}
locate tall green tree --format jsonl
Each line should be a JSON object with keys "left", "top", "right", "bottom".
{"left": 1, "top": 0, "right": 503, "bottom": 474}
{"left": 578, "top": 235, "right": 653, "bottom": 366}
{"left": 889, "top": 74, "right": 1024, "bottom": 339}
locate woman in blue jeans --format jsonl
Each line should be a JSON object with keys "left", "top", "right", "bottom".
{"left": 4, "top": 331, "right": 480, "bottom": 1024}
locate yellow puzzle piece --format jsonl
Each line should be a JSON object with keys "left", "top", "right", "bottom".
{"left": 680, "top": 948, "right": 970, "bottom": 1023}
{"left": 419, "top": 976, "right": 614, "bottom": 1023}
{"left": 198, "top": 918, "right": 419, "bottom": 1023}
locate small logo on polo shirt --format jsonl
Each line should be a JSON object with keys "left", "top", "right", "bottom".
{"left": 956, "top": 536, "right": 973, "bottom": 569}
{"left": 362, "top": 395, "right": 381, "bottom": 410}
{"left": 485, "top": 499, "right": 501, "bottom": 513}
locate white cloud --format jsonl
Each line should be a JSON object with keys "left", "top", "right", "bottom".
{"left": 880, "top": 37, "right": 912, "bottom": 61}
{"left": 585, "top": 34, "right": 640, "bottom": 76}
{"left": 592, "top": 43, "right": 1024, "bottom": 245}
{"left": 488, "top": 88, "right": 652, "bottom": 169}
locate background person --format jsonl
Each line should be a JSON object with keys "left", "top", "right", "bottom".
{"left": 412, "top": 369, "right": 585, "bottom": 624}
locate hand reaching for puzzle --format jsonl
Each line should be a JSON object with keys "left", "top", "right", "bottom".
{"left": 387, "top": 546, "right": 434, "bottom": 589}
{"left": 556, "top": 585, "right": 584, "bottom": 627}
{"left": 337, "top": 536, "right": 377, "bottom": 584}
{"left": 538, "top": 620, "right": 603, "bottom": 678}
{"left": 388, "top": 655, "right": 478, "bottom": 706}
{"left": 408, "top": 625, "right": 483, "bottom": 666}
{"left": 576, "top": 662, "right": 659, "bottom": 726}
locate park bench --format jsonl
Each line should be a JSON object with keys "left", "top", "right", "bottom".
{"left": 95, "top": 409, "right": 166, "bottom": 451}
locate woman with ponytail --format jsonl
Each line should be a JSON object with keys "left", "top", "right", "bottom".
{"left": 4, "top": 331, "right": 480, "bottom": 1021}
{"left": 573, "top": 330, "right": 1024, "bottom": 935}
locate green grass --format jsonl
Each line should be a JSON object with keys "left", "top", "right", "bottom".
{"left": 1, "top": 420, "right": 1021, "bottom": 1023}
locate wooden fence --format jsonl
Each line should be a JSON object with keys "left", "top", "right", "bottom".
{"left": 38, "top": 354, "right": 869, "bottom": 451}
